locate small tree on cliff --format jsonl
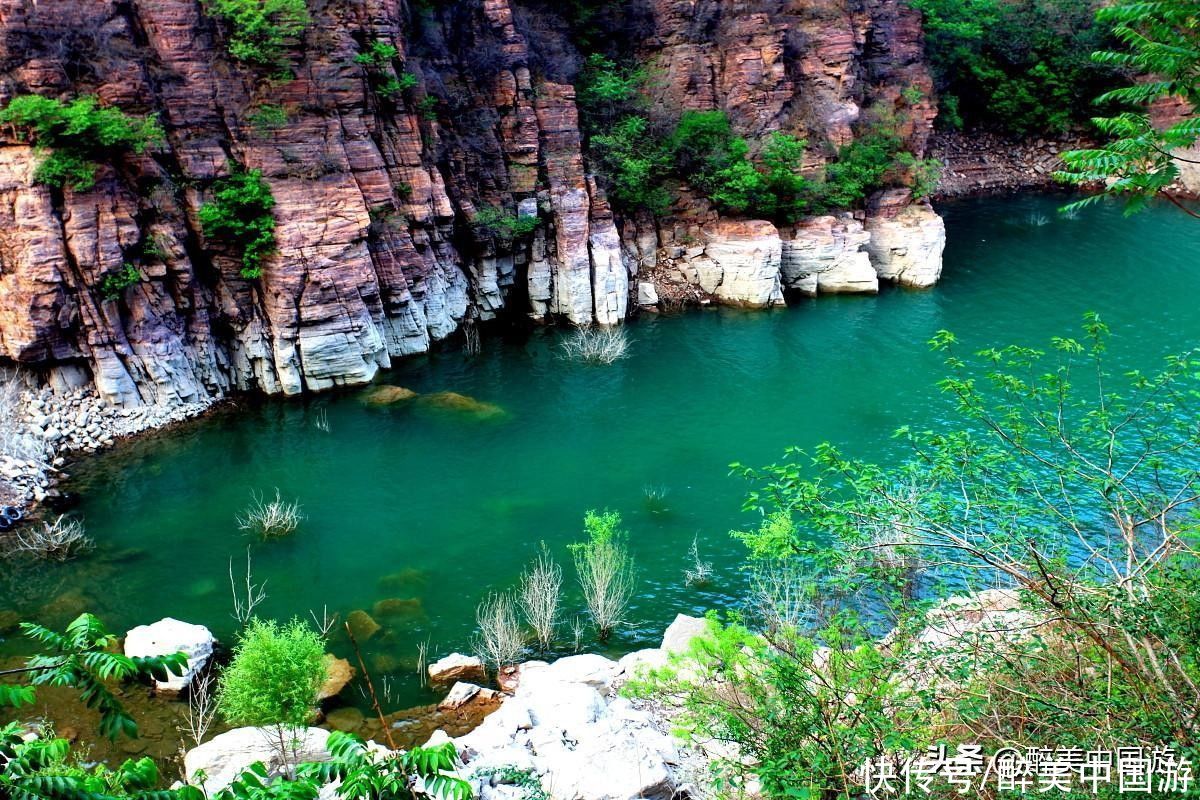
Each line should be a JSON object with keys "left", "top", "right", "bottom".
{"left": 199, "top": 167, "right": 278, "bottom": 279}
{"left": 1058, "top": 0, "right": 1200, "bottom": 217}
{"left": 203, "top": 0, "right": 311, "bottom": 73}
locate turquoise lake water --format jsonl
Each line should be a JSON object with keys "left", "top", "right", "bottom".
{"left": 2, "top": 193, "right": 1198, "bottom": 711}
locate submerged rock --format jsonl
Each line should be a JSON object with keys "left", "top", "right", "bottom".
{"left": 345, "top": 609, "right": 381, "bottom": 642}
{"left": 372, "top": 596, "right": 425, "bottom": 621}
{"left": 325, "top": 706, "right": 366, "bottom": 733}
{"left": 428, "top": 652, "right": 487, "bottom": 687}
{"left": 377, "top": 568, "right": 429, "bottom": 592}
{"left": 123, "top": 618, "right": 214, "bottom": 696}
{"left": 417, "top": 392, "right": 507, "bottom": 420}
{"left": 362, "top": 385, "right": 418, "bottom": 405}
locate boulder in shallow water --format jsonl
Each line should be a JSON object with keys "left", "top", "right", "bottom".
{"left": 428, "top": 652, "right": 487, "bottom": 687}
{"left": 345, "top": 609, "right": 380, "bottom": 642}
{"left": 362, "top": 385, "right": 418, "bottom": 405}
{"left": 325, "top": 706, "right": 366, "bottom": 733}
{"left": 438, "top": 681, "right": 503, "bottom": 712}
{"left": 372, "top": 596, "right": 425, "bottom": 620}
{"left": 124, "top": 618, "right": 214, "bottom": 696}
{"left": 418, "top": 392, "right": 506, "bottom": 420}
{"left": 318, "top": 654, "right": 354, "bottom": 701}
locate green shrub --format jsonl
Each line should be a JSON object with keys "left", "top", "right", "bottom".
{"left": 576, "top": 54, "right": 645, "bottom": 134}
{"left": 417, "top": 94, "right": 438, "bottom": 120}
{"left": 246, "top": 102, "right": 288, "bottom": 133}
{"left": 0, "top": 95, "right": 162, "bottom": 190}
{"left": 355, "top": 40, "right": 413, "bottom": 99}
{"left": 198, "top": 167, "right": 277, "bottom": 279}
{"left": 203, "top": 0, "right": 311, "bottom": 71}
{"left": 352, "top": 39, "right": 398, "bottom": 68}
{"left": 473, "top": 205, "right": 539, "bottom": 242}
{"left": 589, "top": 115, "right": 673, "bottom": 214}
{"left": 99, "top": 263, "right": 141, "bottom": 301}
{"left": 217, "top": 617, "right": 326, "bottom": 729}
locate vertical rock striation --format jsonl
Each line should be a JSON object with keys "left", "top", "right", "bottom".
{"left": 0, "top": 0, "right": 945, "bottom": 409}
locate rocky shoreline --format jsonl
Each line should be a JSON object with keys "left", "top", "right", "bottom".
{"left": 928, "top": 130, "right": 1091, "bottom": 198}
{"left": 0, "top": 376, "right": 217, "bottom": 514}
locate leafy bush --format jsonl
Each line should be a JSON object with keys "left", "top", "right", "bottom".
{"left": 217, "top": 616, "right": 326, "bottom": 775}
{"left": 203, "top": 0, "right": 311, "bottom": 71}
{"left": 17, "top": 613, "right": 187, "bottom": 740}
{"left": 912, "top": 0, "right": 1120, "bottom": 134}
{"left": 473, "top": 205, "right": 539, "bottom": 241}
{"left": 246, "top": 102, "right": 288, "bottom": 133}
{"left": 354, "top": 40, "right": 412, "bottom": 99}
{"left": 589, "top": 115, "right": 673, "bottom": 214}
{"left": 0, "top": 95, "right": 162, "bottom": 190}
{"left": 98, "top": 263, "right": 141, "bottom": 301}
{"left": 198, "top": 167, "right": 277, "bottom": 278}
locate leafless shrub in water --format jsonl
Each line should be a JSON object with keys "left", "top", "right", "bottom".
{"left": 474, "top": 591, "right": 526, "bottom": 672}
{"left": 181, "top": 671, "right": 217, "bottom": 747}
{"left": 313, "top": 407, "right": 330, "bottom": 433}
{"left": 683, "top": 534, "right": 713, "bottom": 587}
{"left": 309, "top": 605, "right": 338, "bottom": 638}
{"left": 237, "top": 488, "right": 303, "bottom": 538}
{"left": 230, "top": 548, "right": 268, "bottom": 626}
{"left": 559, "top": 326, "right": 629, "bottom": 365}
{"left": 517, "top": 545, "right": 562, "bottom": 652}
{"left": 5, "top": 515, "right": 92, "bottom": 561}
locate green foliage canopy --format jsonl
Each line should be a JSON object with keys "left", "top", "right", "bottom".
{"left": 912, "top": 0, "right": 1119, "bottom": 134}
{"left": 203, "top": 0, "right": 311, "bottom": 71}
{"left": 0, "top": 95, "right": 162, "bottom": 190}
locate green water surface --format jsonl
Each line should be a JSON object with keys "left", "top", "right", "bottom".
{"left": 3, "top": 194, "right": 1198, "bottom": 711}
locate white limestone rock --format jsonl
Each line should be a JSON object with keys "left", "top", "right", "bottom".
{"left": 864, "top": 193, "right": 947, "bottom": 288}
{"left": 699, "top": 219, "right": 785, "bottom": 307}
{"left": 123, "top": 618, "right": 214, "bottom": 695}
{"left": 661, "top": 614, "right": 709, "bottom": 655}
{"left": 184, "top": 727, "right": 332, "bottom": 795}
{"left": 781, "top": 215, "right": 878, "bottom": 295}
{"left": 428, "top": 652, "right": 487, "bottom": 686}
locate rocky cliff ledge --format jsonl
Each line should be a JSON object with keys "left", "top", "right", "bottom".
{"left": 0, "top": 0, "right": 944, "bottom": 408}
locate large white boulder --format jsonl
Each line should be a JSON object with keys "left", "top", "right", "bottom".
{"left": 698, "top": 219, "right": 785, "bottom": 307}
{"left": 185, "top": 727, "right": 332, "bottom": 795}
{"left": 864, "top": 192, "right": 946, "bottom": 288}
{"left": 123, "top": 618, "right": 214, "bottom": 695}
{"left": 661, "top": 614, "right": 709, "bottom": 655}
{"left": 451, "top": 651, "right": 682, "bottom": 800}
{"left": 781, "top": 215, "right": 878, "bottom": 295}
{"left": 428, "top": 652, "right": 487, "bottom": 687}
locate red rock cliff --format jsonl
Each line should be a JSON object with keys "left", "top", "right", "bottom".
{"left": 0, "top": 0, "right": 936, "bottom": 406}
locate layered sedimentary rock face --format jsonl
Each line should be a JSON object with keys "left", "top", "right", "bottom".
{"left": 0, "top": 0, "right": 943, "bottom": 407}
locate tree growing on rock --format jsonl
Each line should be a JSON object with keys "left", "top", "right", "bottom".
{"left": 216, "top": 617, "right": 327, "bottom": 778}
